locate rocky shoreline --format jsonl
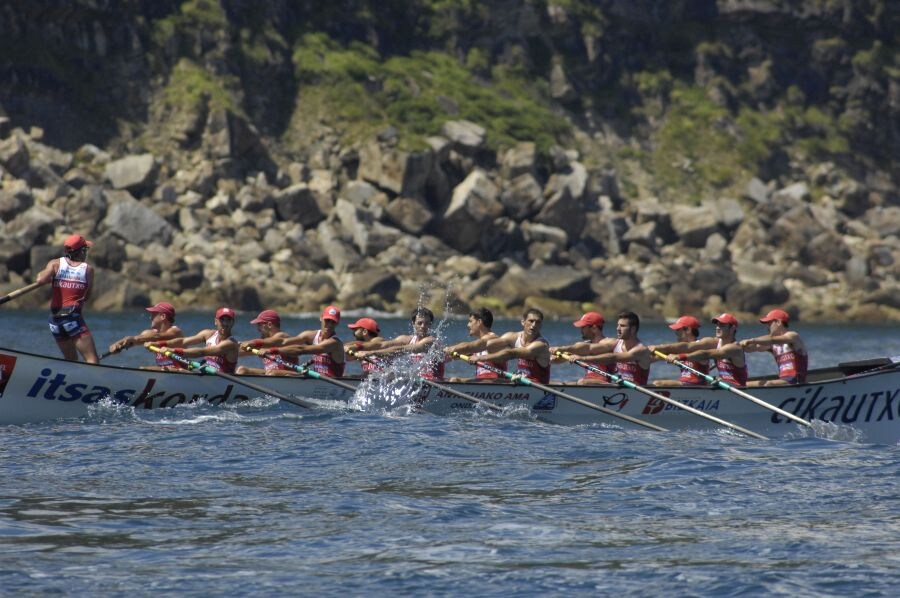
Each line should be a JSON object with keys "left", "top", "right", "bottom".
{"left": 1, "top": 113, "right": 898, "bottom": 323}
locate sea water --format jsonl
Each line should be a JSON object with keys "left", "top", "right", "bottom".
{"left": 0, "top": 310, "right": 898, "bottom": 596}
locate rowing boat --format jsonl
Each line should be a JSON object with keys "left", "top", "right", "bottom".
{"left": 1, "top": 346, "right": 898, "bottom": 443}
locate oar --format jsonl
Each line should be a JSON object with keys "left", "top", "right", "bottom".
{"left": 557, "top": 351, "right": 767, "bottom": 440}
{"left": 347, "top": 349, "right": 503, "bottom": 413}
{"left": 147, "top": 345, "right": 316, "bottom": 409}
{"left": 245, "top": 346, "right": 357, "bottom": 392}
{"left": 98, "top": 350, "right": 114, "bottom": 361}
{"left": 453, "top": 352, "right": 667, "bottom": 431}
{"left": 652, "top": 349, "right": 811, "bottom": 427}
{"left": 0, "top": 281, "right": 43, "bottom": 306}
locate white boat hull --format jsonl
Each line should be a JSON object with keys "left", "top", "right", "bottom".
{"left": 1, "top": 347, "right": 898, "bottom": 443}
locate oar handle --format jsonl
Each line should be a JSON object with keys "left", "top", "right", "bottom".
{"left": 148, "top": 344, "right": 210, "bottom": 373}
{"left": 452, "top": 351, "right": 524, "bottom": 383}
{"left": 0, "top": 281, "right": 43, "bottom": 306}
{"left": 248, "top": 346, "right": 358, "bottom": 392}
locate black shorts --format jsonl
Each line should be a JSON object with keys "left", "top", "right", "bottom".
{"left": 48, "top": 312, "right": 89, "bottom": 340}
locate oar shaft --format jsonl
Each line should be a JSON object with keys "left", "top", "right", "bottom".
{"left": 0, "top": 281, "right": 42, "bottom": 305}
{"left": 652, "top": 349, "right": 810, "bottom": 427}
{"left": 454, "top": 352, "right": 666, "bottom": 431}
{"left": 561, "top": 353, "right": 765, "bottom": 439}
{"left": 248, "top": 347, "right": 357, "bottom": 391}
{"left": 148, "top": 345, "right": 315, "bottom": 409}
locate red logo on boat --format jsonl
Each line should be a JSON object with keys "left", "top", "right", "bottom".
{"left": 641, "top": 391, "right": 671, "bottom": 415}
{"left": 0, "top": 354, "right": 18, "bottom": 398}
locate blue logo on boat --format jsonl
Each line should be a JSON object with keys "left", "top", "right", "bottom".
{"left": 532, "top": 393, "right": 557, "bottom": 411}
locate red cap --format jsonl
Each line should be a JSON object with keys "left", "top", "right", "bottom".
{"left": 760, "top": 309, "right": 790, "bottom": 324}
{"left": 669, "top": 315, "right": 701, "bottom": 330}
{"left": 712, "top": 313, "right": 739, "bottom": 327}
{"left": 215, "top": 307, "right": 236, "bottom": 320}
{"left": 348, "top": 317, "right": 380, "bottom": 334}
{"left": 321, "top": 305, "right": 341, "bottom": 323}
{"left": 573, "top": 312, "right": 604, "bottom": 328}
{"left": 63, "top": 234, "right": 93, "bottom": 252}
{"left": 145, "top": 302, "right": 175, "bottom": 318}
{"left": 250, "top": 309, "right": 281, "bottom": 325}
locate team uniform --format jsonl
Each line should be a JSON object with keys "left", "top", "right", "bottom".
{"left": 203, "top": 331, "right": 238, "bottom": 374}
{"left": 772, "top": 343, "right": 808, "bottom": 384}
{"left": 514, "top": 333, "right": 550, "bottom": 384}
{"left": 715, "top": 339, "right": 748, "bottom": 386}
{"left": 474, "top": 348, "right": 507, "bottom": 380}
{"left": 613, "top": 339, "right": 650, "bottom": 385}
{"left": 679, "top": 357, "right": 710, "bottom": 385}
{"left": 310, "top": 330, "right": 344, "bottom": 377}
{"left": 48, "top": 257, "right": 91, "bottom": 340}
{"left": 409, "top": 335, "right": 444, "bottom": 381}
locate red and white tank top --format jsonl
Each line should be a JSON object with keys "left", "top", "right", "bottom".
{"left": 772, "top": 343, "right": 807, "bottom": 383}
{"left": 263, "top": 349, "right": 299, "bottom": 372}
{"left": 51, "top": 258, "right": 89, "bottom": 313}
{"left": 613, "top": 339, "right": 650, "bottom": 384}
{"left": 515, "top": 334, "right": 550, "bottom": 384}
{"left": 409, "top": 335, "right": 445, "bottom": 381}
{"left": 680, "top": 357, "right": 710, "bottom": 385}
{"left": 583, "top": 335, "right": 614, "bottom": 380}
{"left": 204, "top": 331, "right": 238, "bottom": 374}
{"left": 311, "top": 330, "right": 344, "bottom": 377}
{"left": 475, "top": 346, "right": 507, "bottom": 379}
{"left": 715, "top": 339, "right": 748, "bottom": 386}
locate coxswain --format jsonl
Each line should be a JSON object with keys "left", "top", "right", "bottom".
{"left": 550, "top": 311, "right": 616, "bottom": 384}
{"left": 236, "top": 309, "right": 299, "bottom": 376}
{"left": 108, "top": 302, "right": 184, "bottom": 370}
{"left": 344, "top": 317, "right": 384, "bottom": 378}
{"left": 356, "top": 307, "right": 445, "bottom": 381}
{"left": 35, "top": 234, "right": 99, "bottom": 363}
{"left": 470, "top": 307, "right": 550, "bottom": 384}
{"left": 671, "top": 313, "right": 748, "bottom": 386}
{"left": 740, "top": 309, "right": 808, "bottom": 385}
{"left": 255, "top": 305, "right": 345, "bottom": 377}
{"left": 147, "top": 307, "right": 240, "bottom": 373}
{"left": 567, "top": 311, "right": 650, "bottom": 385}
{"left": 444, "top": 307, "right": 510, "bottom": 382}
{"left": 648, "top": 315, "right": 713, "bottom": 386}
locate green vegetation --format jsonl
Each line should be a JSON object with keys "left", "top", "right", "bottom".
{"left": 152, "top": 0, "right": 228, "bottom": 49}
{"left": 286, "top": 32, "right": 570, "bottom": 152}
{"left": 162, "top": 58, "right": 242, "bottom": 114}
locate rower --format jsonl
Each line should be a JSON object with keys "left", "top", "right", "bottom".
{"left": 670, "top": 313, "right": 748, "bottom": 386}
{"left": 444, "top": 307, "right": 509, "bottom": 382}
{"left": 35, "top": 234, "right": 99, "bottom": 363}
{"left": 146, "top": 306, "right": 240, "bottom": 373}
{"left": 565, "top": 311, "right": 649, "bottom": 385}
{"left": 250, "top": 305, "right": 345, "bottom": 377}
{"left": 740, "top": 309, "right": 808, "bottom": 385}
{"left": 236, "top": 309, "right": 299, "bottom": 376}
{"left": 465, "top": 307, "right": 550, "bottom": 384}
{"left": 344, "top": 317, "right": 384, "bottom": 378}
{"left": 550, "top": 311, "right": 616, "bottom": 384}
{"left": 356, "top": 307, "right": 445, "bottom": 381}
{"left": 648, "top": 315, "right": 713, "bottom": 386}
{"left": 108, "top": 302, "right": 184, "bottom": 370}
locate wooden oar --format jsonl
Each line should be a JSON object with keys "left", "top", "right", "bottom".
{"left": 0, "top": 281, "right": 42, "bottom": 306}
{"left": 453, "top": 352, "right": 667, "bottom": 431}
{"left": 245, "top": 346, "right": 357, "bottom": 392}
{"left": 557, "top": 351, "right": 767, "bottom": 440}
{"left": 147, "top": 345, "right": 316, "bottom": 409}
{"left": 347, "top": 349, "right": 503, "bottom": 413}
{"left": 652, "top": 349, "right": 811, "bottom": 427}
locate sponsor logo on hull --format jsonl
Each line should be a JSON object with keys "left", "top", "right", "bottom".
{"left": 776, "top": 385, "right": 900, "bottom": 425}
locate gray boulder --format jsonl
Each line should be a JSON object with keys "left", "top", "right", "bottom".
{"left": 337, "top": 268, "right": 401, "bottom": 304}
{"left": 438, "top": 169, "right": 503, "bottom": 253}
{"left": 358, "top": 142, "right": 432, "bottom": 198}
{"left": 273, "top": 183, "right": 327, "bottom": 226}
{"left": 489, "top": 264, "right": 591, "bottom": 304}
{"left": 670, "top": 204, "right": 719, "bottom": 248}
{"left": 5, "top": 205, "right": 64, "bottom": 246}
{"left": 334, "top": 198, "right": 403, "bottom": 257}
{"left": 385, "top": 196, "right": 434, "bottom": 235}
{"left": 440, "top": 120, "right": 486, "bottom": 154}
{"left": 0, "top": 135, "right": 30, "bottom": 177}
{"left": 500, "top": 142, "right": 536, "bottom": 179}
{"left": 500, "top": 173, "right": 544, "bottom": 220}
{"left": 105, "top": 153, "right": 158, "bottom": 193}
{"left": 103, "top": 192, "right": 174, "bottom": 246}
{"left": 0, "top": 180, "right": 34, "bottom": 221}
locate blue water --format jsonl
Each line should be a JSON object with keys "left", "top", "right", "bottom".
{"left": 1, "top": 310, "right": 899, "bottom": 595}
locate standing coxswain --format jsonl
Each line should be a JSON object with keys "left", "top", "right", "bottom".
{"left": 236, "top": 309, "right": 299, "bottom": 376}
{"left": 108, "top": 302, "right": 184, "bottom": 370}
{"left": 35, "top": 234, "right": 99, "bottom": 363}
{"left": 146, "top": 307, "right": 240, "bottom": 373}
{"left": 246, "top": 306, "right": 345, "bottom": 377}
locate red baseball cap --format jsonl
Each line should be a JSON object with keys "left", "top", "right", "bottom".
{"left": 215, "top": 307, "right": 236, "bottom": 320}
{"left": 145, "top": 302, "right": 175, "bottom": 318}
{"left": 712, "top": 313, "right": 739, "bottom": 327}
{"left": 760, "top": 309, "right": 790, "bottom": 324}
{"left": 250, "top": 309, "right": 281, "bottom": 325}
{"left": 573, "top": 312, "right": 604, "bottom": 328}
{"left": 669, "top": 315, "right": 701, "bottom": 330}
{"left": 321, "top": 305, "right": 341, "bottom": 323}
{"left": 348, "top": 317, "right": 380, "bottom": 334}
{"left": 63, "top": 234, "right": 92, "bottom": 252}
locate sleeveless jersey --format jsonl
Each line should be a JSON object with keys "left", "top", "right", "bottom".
{"left": 772, "top": 343, "right": 808, "bottom": 383}
{"left": 51, "top": 257, "right": 89, "bottom": 314}
{"left": 515, "top": 333, "right": 550, "bottom": 384}
{"left": 310, "top": 330, "right": 344, "bottom": 377}
{"left": 613, "top": 339, "right": 650, "bottom": 385}
{"left": 409, "top": 335, "right": 445, "bottom": 381}
{"left": 582, "top": 335, "right": 615, "bottom": 380}
{"left": 680, "top": 357, "right": 710, "bottom": 385}
{"left": 715, "top": 339, "right": 748, "bottom": 386}
{"left": 263, "top": 349, "right": 299, "bottom": 373}
{"left": 204, "top": 331, "right": 238, "bottom": 374}
{"left": 475, "top": 346, "right": 507, "bottom": 379}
